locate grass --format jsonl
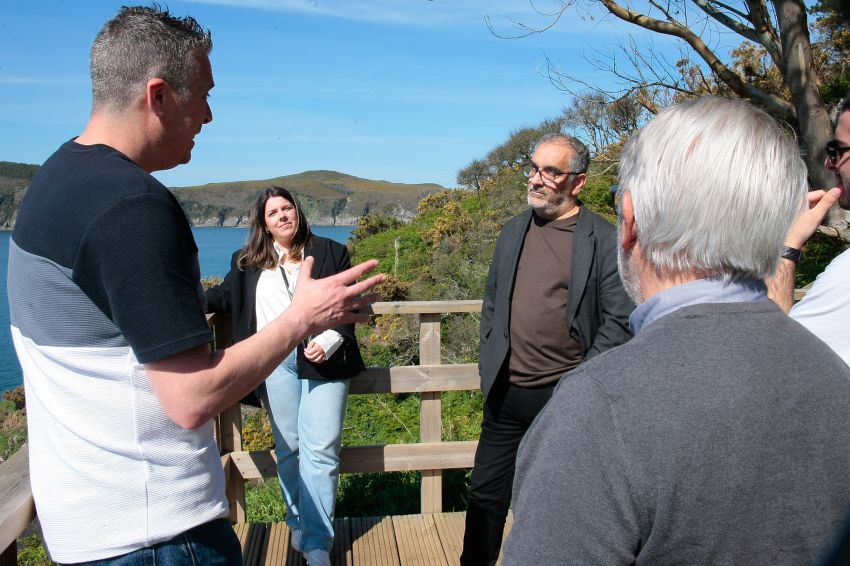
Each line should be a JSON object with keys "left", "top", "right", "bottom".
{"left": 241, "top": 387, "right": 483, "bottom": 523}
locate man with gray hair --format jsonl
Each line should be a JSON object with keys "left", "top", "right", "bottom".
{"left": 8, "top": 6, "right": 382, "bottom": 565}
{"left": 502, "top": 97, "right": 850, "bottom": 565}
{"left": 461, "top": 134, "right": 634, "bottom": 564}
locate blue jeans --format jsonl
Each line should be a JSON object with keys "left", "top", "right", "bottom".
{"left": 70, "top": 518, "right": 242, "bottom": 565}
{"left": 259, "top": 351, "right": 349, "bottom": 554}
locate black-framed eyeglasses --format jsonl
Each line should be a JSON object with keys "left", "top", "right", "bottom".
{"left": 825, "top": 140, "right": 850, "bottom": 163}
{"left": 522, "top": 163, "right": 584, "bottom": 183}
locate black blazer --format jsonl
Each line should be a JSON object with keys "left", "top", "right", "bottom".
{"left": 205, "top": 235, "right": 366, "bottom": 387}
{"left": 478, "top": 207, "right": 635, "bottom": 400}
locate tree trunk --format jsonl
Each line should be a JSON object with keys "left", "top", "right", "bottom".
{"left": 774, "top": 0, "right": 833, "bottom": 189}
{"left": 774, "top": 0, "right": 850, "bottom": 236}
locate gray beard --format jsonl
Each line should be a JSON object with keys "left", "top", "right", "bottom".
{"left": 617, "top": 242, "right": 643, "bottom": 305}
{"left": 527, "top": 193, "right": 557, "bottom": 219}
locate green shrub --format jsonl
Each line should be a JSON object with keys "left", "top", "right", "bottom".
{"left": 16, "top": 534, "right": 53, "bottom": 566}
{"left": 798, "top": 232, "right": 846, "bottom": 288}
{"left": 242, "top": 407, "right": 274, "bottom": 452}
{"left": 246, "top": 479, "right": 286, "bottom": 523}
{"left": 3, "top": 385, "right": 25, "bottom": 410}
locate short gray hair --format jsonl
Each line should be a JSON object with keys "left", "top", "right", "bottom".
{"left": 618, "top": 96, "right": 807, "bottom": 280}
{"left": 534, "top": 134, "right": 590, "bottom": 174}
{"left": 90, "top": 4, "right": 212, "bottom": 113}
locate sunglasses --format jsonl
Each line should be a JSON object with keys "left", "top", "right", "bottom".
{"left": 825, "top": 140, "right": 850, "bottom": 163}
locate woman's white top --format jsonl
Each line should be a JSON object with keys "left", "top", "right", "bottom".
{"left": 255, "top": 242, "right": 343, "bottom": 357}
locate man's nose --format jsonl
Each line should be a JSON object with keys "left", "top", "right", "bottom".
{"left": 203, "top": 100, "right": 213, "bottom": 125}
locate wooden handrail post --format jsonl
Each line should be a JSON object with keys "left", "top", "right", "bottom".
{"left": 207, "top": 313, "right": 246, "bottom": 521}
{"left": 0, "top": 540, "right": 16, "bottom": 566}
{"left": 0, "top": 443, "right": 35, "bottom": 565}
{"left": 418, "top": 312, "right": 442, "bottom": 513}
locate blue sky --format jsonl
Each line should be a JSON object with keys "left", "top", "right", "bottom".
{"left": 0, "top": 1, "right": 683, "bottom": 188}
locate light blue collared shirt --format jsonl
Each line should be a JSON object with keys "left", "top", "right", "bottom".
{"left": 629, "top": 277, "right": 769, "bottom": 335}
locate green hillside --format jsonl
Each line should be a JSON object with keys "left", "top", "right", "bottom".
{"left": 0, "top": 162, "right": 446, "bottom": 229}
{"left": 172, "top": 170, "right": 445, "bottom": 226}
{"left": 0, "top": 162, "right": 38, "bottom": 229}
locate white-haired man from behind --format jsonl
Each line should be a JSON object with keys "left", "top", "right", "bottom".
{"left": 502, "top": 96, "right": 850, "bottom": 566}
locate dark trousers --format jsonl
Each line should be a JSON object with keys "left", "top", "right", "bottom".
{"left": 461, "top": 380, "right": 556, "bottom": 566}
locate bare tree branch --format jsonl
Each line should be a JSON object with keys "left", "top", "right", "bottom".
{"left": 484, "top": 1, "right": 570, "bottom": 40}
{"left": 599, "top": 0, "right": 795, "bottom": 119}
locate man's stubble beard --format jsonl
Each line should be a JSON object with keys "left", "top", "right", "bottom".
{"left": 617, "top": 240, "right": 643, "bottom": 305}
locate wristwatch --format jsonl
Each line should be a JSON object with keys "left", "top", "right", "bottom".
{"left": 780, "top": 246, "right": 803, "bottom": 264}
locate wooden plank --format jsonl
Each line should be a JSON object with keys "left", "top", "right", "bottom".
{"left": 224, "top": 455, "right": 247, "bottom": 523}
{"left": 433, "top": 511, "right": 465, "bottom": 563}
{"left": 232, "top": 442, "right": 477, "bottom": 480}
{"left": 234, "top": 523, "right": 249, "bottom": 555}
{"left": 235, "top": 523, "right": 268, "bottom": 566}
{"left": 349, "top": 365, "right": 479, "bottom": 394}
{"left": 496, "top": 510, "right": 514, "bottom": 566}
{"left": 218, "top": 403, "right": 243, "bottom": 454}
{"left": 0, "top": 541, "right": 17, "bottom": 566}
{"left": 794, "top": 283, "right": 812, "bottom": 302}
{"left": 262, "top": 522, "right": 289, "bottom": 566}
{"left": 333, "top": 517, "right": 353, "bottom": 566}
{"left": 392, "top": 514, "right": 449, "bottom": 566}
{"left": 419, "top": 313, "right": 443, "bottom": 514}
{"left": 0, "top": 443, "right": 36, "bottom": 555}
{"left": 361, "top": 301, "right": 482, "bottom": 315}
{"left": 350, "top": 516, "right": 400, "bottom": 566}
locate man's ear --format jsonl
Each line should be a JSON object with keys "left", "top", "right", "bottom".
{"left": 570, "top": 173, "right": 587, "bottom": 197}
{"left": 619, "top": 191, "right": 638, "bottom": 250}
{"left": 146, "top": 78, "right": 168, "bottom": 117}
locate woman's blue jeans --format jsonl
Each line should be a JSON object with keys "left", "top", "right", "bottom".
{"left": 70, "top": 518, "right": 241, "bottom": 565}
{"left": 259, "top": 351, "right": 349, "bottom": 554}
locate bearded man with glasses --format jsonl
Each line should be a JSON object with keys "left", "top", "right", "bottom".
{"left": 767, "top": 95, "right": 850, "bottom": 366}
{"left": 461, "top": 133, "right": 635, "bottom": 565}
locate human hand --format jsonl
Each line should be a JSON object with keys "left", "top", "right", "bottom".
{"left": 289, "top": 257, "right": 385, "bottom": 336}
{"left": 303, "top": 340, "right": 327, "bottom": 363}
{"left": 784, "top": 187, "right": 842, "bottom": 249}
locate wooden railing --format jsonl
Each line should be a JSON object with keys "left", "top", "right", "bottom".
{"left": 0, "top": 287, "right": 823, "bottom": 561}
{"left": 0, "top": 443, "right": 34, "bottom": 565}
{"left": 217, "top": 300, "right": 484, "bottom": 522}
{"left": 0, "top": 300, "right": 483, "bottom": 563}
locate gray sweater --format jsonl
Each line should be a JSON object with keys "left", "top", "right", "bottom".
{"left": 504, "top": 301, "right": 850, "bottom": 565}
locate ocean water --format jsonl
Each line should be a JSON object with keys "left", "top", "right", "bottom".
{"left": 0, "top": 225, "right": 353, "bottom": 394}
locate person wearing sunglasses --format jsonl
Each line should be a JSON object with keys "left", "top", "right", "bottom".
{"left": 767, "top": 95, "right": 850, "bottom": 366}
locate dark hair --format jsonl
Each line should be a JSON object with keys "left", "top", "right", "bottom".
{"left": 90, "top": 4, "right": 212, "bottom": 113}
{"left": 238, "top": 187, "right": 311, "bottom": 270}
{"left": 533, "top": 133, "right": 590, "bottom": 174}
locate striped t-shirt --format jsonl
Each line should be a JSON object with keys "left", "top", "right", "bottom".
{"left": 8, "top": 140, "right": 226, "bottom": 563}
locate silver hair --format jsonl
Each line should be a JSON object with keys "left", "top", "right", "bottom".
{"left": 617, "top": 96, "right": 808, "bottom": 280}
{"left": 533, "top": 133, "right": 590, "bottom": 174}
{"left": 90, "top": 4, "right": 212, "bottom": 113}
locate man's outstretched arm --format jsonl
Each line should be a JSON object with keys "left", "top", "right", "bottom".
{"left": 146, "top": 258, "right": 385, "bottom": 428}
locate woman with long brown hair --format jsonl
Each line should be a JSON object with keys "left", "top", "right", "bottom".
{"left": 205, "top": 186, "right": 364, "bottom": 566}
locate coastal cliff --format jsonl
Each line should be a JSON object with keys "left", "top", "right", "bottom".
{"left": 0, "top": 162, "right": 444, "bottom": 228}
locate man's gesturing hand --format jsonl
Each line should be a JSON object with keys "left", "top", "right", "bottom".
{"left": 289, "top": 257, "right": 386, "bottom": 336}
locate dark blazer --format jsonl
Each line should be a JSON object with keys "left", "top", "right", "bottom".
{"left": 204, "top": 235, "right": 366, "bottom": 386}
{"left": 478, "top": 207, "right": 634, "bottom": 400}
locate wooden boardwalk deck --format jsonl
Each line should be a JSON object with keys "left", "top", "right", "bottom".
{"left": 234, "top": 511, "right": 513, "bottom": 566}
